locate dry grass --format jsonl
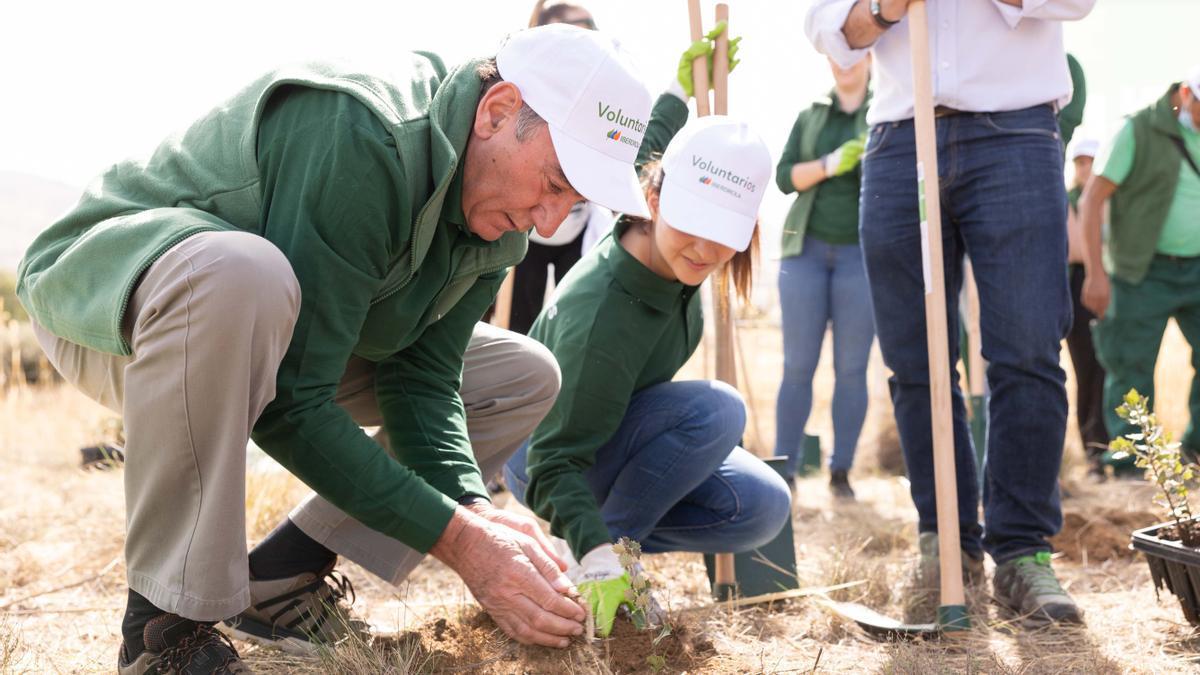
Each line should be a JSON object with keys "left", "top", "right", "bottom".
{"left": 2, "top": 318, "right": 1200, "bottom": 672}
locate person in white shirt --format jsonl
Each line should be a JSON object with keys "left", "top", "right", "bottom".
{"left": 805, "top": 0, "right": 1095, "bottom": 627}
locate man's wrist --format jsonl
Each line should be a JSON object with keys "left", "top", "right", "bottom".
{"left": 457, "top": 494, "right": 491, "bottom": 508}
{"left": 870, "top": 0, "right": 900, "bottom": 28}
{"left": 430, "top": 506, "right": 471, "bottom": 566}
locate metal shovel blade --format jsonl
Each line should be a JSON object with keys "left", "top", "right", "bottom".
{"left": 819, "top": 599, "right": 948, "bottom": 641}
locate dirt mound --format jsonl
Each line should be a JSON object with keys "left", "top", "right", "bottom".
{"left": 1050, "top": 508, "right": 1159, "bottom": 562}
{"left": 400, "top": 611, "right": 717, "bottom": 674}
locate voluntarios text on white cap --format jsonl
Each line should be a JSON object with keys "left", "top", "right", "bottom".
{"left": 497, "top": 24, "right": 652, "bottom": 218}
{"left": 658, "top": 116, "right": 771, "bottom": 252}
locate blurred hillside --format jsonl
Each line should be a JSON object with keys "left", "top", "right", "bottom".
{"left": 0, "top": 170, "right": 81, "bottom": 272}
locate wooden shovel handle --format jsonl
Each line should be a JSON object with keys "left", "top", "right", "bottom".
{"left": 908, "top": 0, "right": 965, "bottom": 609}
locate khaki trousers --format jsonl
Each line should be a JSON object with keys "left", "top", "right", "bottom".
{"left": 34, "top": 231, "right": 560, "bottom": 621}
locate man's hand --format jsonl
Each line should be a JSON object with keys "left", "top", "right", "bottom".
{"left": 676, "top": 21, "right": 741, "bottom": 99}
{"left": 575, "top": 545, "right": 631, "bottom": 638}
{"left": 462, "top": 501, "right": 570, "bottom": 572}
{"left": 822, "top": 133, "right": 868, "bottom": 178}
{"left": 430, "top": 507, "right": 586, "bottom": 647}
{"left": 1081, "top": 270, "right": 1111, "bottom": 318}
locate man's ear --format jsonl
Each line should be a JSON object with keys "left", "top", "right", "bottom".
{"left": 646, "top": 189, "right": 660, "bottom": 222}
{"left": 473, "top": 81, "right": 524, "bottom": 140}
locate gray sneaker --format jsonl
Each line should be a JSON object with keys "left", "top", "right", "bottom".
{"left": 220, "top": 562, "right": 367, "bottom": 654}
{"left": 903, "top": 532, "right": 986, "bottom": 623}
{"left": 993, "top": 551, "right": 1083, "bottom": 626}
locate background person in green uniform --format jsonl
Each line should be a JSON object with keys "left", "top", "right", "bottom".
{"left": 509, "top": 1, "right": 614, "bottom": 336}
{"left": 1064, "top": 137, "right": 1110, "bottom": 478}
{"left": 18, "top": 25, "right": 655, "bottom": 671}
{"left": 773, "top": 56, "right": 873, "bottom": 500}
{"left": 503, "top": 68, "right": 791, "bottom": 638}
{"left": 1081, "top": 66, "right": 1200, "bottom": 462}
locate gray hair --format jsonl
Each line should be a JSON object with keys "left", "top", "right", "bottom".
{"left": 476, "top": 58, "right": 547, "bottom": 142}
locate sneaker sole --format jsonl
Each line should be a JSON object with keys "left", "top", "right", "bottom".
{"left": 218, "top": 618, "right": 318, "bottom": 656}
{"left": 992, "top": 594, "right": 1084, "bottom": 628}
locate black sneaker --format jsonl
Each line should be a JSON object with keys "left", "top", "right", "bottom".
{"left": 118, "top": 614, "right": 250, "bottom": 674}
{"left": 829, "top": 469, "right": 855, "bottom": 500}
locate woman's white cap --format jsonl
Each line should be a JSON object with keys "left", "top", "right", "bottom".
{"left": 1187, "top": 64, "right": 1200, "bottom": 95}
{"left": 497, "top": 24, "right": 653, "bottom": 218}
{"left": 1068, "top": 137, "right": 1100, "bottom": 161}
{"left": 658, "top": 116, "right": 771, "bottom": 252}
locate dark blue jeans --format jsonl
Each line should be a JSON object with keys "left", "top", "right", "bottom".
{"left": 775, "top": 237, "right": 876, "bottom": 475}
{"left": 859, "top": 105, "right": 1071, "bottom": 563}
{"left": 504, "top": 380, "right": 792, "bottom": 554}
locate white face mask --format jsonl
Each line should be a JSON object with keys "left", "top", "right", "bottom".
{"left": 1182, "top": 104, "right": 1198, "bottom": 133}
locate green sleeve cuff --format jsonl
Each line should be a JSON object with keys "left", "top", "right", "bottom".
{"left": 402, "top": 487, "right": 460, "bottom": 554}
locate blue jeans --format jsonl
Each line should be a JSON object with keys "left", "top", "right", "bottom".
{"left": 504, "top": 380, "right": 792, "bottom": 554}
{"left": 859, "top": 105, "right": 1071, "bottom": 563}
{"left": 775, "top": 237, "right": 876, "bottom": 475}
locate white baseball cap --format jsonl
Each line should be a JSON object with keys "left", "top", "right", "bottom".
{"left": 1187, "top": 64, "right": 1200, "bottom": 96}
{"left": 1068, "top": 137, "right": 1100, "bottom": 161}
{"left": 497, "top": 24, "right": 652, "bottom": 218}
{"left": 658, "top": 116, "right": 771, "bottom": 252}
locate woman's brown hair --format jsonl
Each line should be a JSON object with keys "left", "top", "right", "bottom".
{"left": 629, "top": 159, "right": 759, "bottom": 305}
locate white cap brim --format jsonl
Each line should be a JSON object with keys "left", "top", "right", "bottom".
{"left": 549, "top": 124, "right": 649, "bottom": 219}
{"left": 658, "top": 177, "right": 755, "bottom": 252}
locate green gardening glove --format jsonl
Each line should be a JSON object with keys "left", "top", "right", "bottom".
{"left": 578, "top": 575, "right": 633, "bottom": 638}
{"left": 575, "top": 545, "right": 631, "bottom": 637}
{"left": 822, "top": 132, "right": 868, "bottom": 177}
{"left": 676, "top": 20, "right": 742, "bottom": 99}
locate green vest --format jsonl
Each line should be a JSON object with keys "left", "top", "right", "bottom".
{"left": 777, "top": 92, "right": 870, "bottom": 259}
{"left": 18, "top": 54, "right": 526, "bottom": 355}
{"left": 1108, "top": 84, "right": 1186, "bottom": 284}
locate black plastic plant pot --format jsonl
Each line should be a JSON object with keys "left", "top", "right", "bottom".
{"left": 1131, "top": 520, "right": 1200, "bottom": 626}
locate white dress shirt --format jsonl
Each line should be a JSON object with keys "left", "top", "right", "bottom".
{"left": 805, "top": 0, "right": 1096, "bottom": 125}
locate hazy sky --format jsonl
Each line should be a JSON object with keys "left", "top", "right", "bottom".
{"left": 1, "top": 0, "right": 1196, "bottom": 246}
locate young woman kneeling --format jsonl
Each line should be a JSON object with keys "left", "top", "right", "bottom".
{"left": 504, "top": 106, "right": 791, "bottom": 637}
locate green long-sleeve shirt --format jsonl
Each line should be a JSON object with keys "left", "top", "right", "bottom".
{"left": 523, "top": 94, "right": 697, "bottom": 560}
{"left": 249, "top": 86, "right": 502, "bottom": 553}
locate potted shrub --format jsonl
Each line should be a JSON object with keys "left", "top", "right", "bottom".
{"left": 1117, "top": 390, "right": 1200, "bottom": 625}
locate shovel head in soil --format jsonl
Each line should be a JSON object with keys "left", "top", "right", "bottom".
{"left": 821, "top": 599, "right": 969, "bottom": 641}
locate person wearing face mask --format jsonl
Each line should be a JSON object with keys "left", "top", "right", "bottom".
{"left": 18, "top": 25, "right": 655, "bottom": 670}
{"left": 1080, "top": 66, "right": 1200, "bottom": 467}
{"left": 774, "top": 56, "right": 873, "bottom": 501}
{"left": 502, "top": 37, "right": 790, "bottom": 639}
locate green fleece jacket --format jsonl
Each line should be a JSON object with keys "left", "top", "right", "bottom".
{"left": 17, "top": 55, "right": 528, "bottom": 552}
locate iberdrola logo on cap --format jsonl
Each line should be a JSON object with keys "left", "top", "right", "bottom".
{"left": 693, "top": 155, "right": 757, "bottom": 198}
{"left": 598, "top": 101, "right": 643, "bottom": 148}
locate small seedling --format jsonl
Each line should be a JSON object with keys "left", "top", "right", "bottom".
{"left": 613, "top": 537, "right": 655, "bottom": 629}
{"left": 1111, "top": 389, "right": 1200, "bottom": 547}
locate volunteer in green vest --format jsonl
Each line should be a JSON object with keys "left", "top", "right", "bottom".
{"left": 773, "top": 56, "right": 872, "bottom": 500}
{"left": 18, "top": 25, "right": 655, "bottom": 671}
{"left": 1080, "top": 66, "right": 1200, "bottom": 461}
{"left": 503, "top": 40, "right": 791, "bottom": 638}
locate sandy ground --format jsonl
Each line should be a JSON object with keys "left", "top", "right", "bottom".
{"left": 2, "top": 319, "right": 1199, "bottom": 673}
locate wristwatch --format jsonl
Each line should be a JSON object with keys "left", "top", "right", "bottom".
{"left": 870, "top": 0, "right": 900, "bottom": 29}
{"left": 457, "top": 495, "right": 491, "bottom": 507}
